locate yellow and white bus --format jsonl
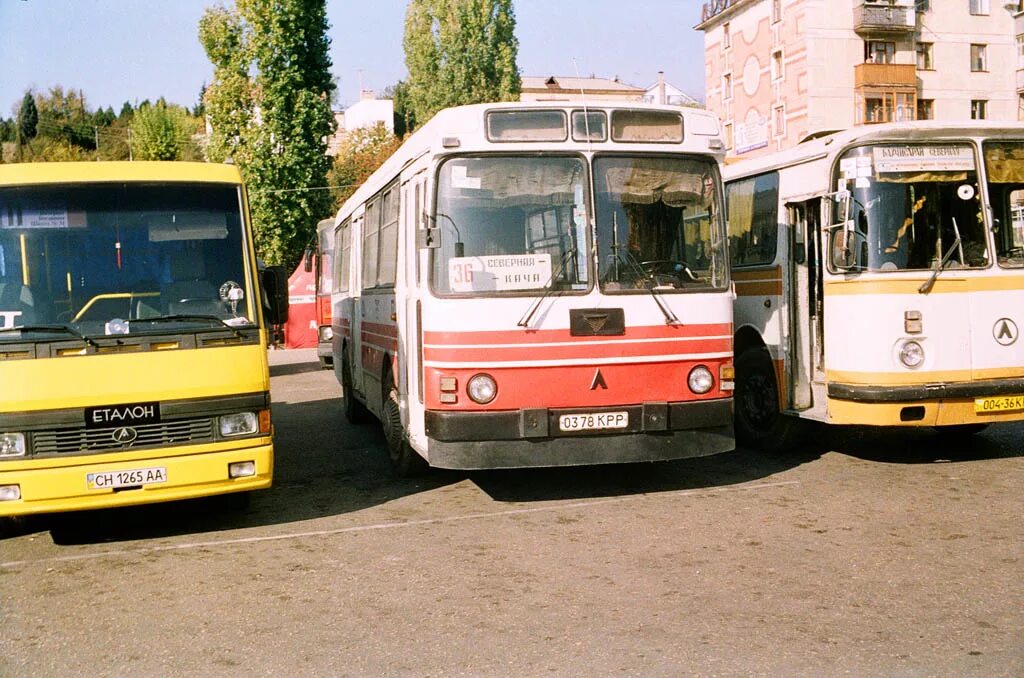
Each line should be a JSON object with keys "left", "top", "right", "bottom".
{"left": 0, "top": 162, "right": 288, "bottom": 516}
{"left": 331, "top": 102, "right": 735, "bottom": 473}
{"left": 724, "top": 121, "right": 1024, "bottom": 449}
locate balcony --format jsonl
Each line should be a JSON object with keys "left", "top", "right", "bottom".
{"left": 853, "top": 2, "right": 916, "bottom": 35}
{"left": 1017, "top": 69, "right": 1024, "bottom": 93}
{"left": 854, "top": 63, "right": 917, "bottom": 89}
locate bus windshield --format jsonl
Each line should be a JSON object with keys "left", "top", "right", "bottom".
{"left": 830, "top": 143, "right": 989, "bottom": 272}
{"left": 595, "top": 155, "right": 727, "bottom": 292}
{"left": 431, "top": 155, "right": 589, "bottom": 296}
{"left": 984, "top": 140, "right": 1024, "bottom": 268}
{"left": 0, "top": 182, "right": 254, "bottom": 340}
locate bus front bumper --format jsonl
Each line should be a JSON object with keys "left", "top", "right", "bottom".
{"left": 0, "top": 442, "right": 272, "bottom": 517}
{"left": 827, "top": 379, "right": 1024, "bottom": 426}
{"left": 423, "top": 399, "right": 734, "bottom": 469}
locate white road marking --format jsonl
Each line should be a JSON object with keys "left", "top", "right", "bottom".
{"left": 1, "top": 480, "right": 799, "bottom": 569}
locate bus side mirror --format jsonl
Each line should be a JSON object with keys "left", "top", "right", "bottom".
{"left": 830, "top": 228, "right": 863, "bottom": 271}
{"left": 303, "top": 247, "right": 314, "bottom": 273}
{"left": 261, "top": 265, "right": 290, "bottom": 325}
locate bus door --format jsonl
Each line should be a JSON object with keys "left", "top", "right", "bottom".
{"left": 402, "top": 170, "right": 428, "bottom": 410}
{"left": 786, "top": 198, "right": 823, "bottom": 409}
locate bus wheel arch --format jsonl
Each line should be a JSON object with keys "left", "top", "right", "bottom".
{"left": 734, "top": 340, "right": 804, "bottom": 452}
{"left": 381, "top": 361, "right": 428, "bottom": 477}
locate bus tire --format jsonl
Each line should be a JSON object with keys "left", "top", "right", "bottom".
{"left": 341, "top": 353, "right": 369, "bottom": 425}
{"left": 383, "top": 383, "right": 429, "bottom": 477}
{"left": 735, "top": 347, "right": 804, "bottom": 452}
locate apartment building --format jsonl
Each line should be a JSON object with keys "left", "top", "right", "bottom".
{"left": 697, "top": 0, "right": 1021, "bottom": 158}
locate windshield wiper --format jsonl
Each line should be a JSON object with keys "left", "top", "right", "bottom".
{"left": 919, "top": 218, "right": 963, "bottom": 295}
{"left": 612, "top": 245, "right": 680, "bottom": 325}
{"left": 0, "top": 324, "right": 100, "bottom": 348}
{"left": 130, "top": 314, "right": 246, "bottom": 338}
{"left": 517, "top": 247, "right": 578, "bottom": 329}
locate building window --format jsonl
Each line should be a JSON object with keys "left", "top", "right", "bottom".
{"left": 916, "top": 42, "right": 934, "bottom": 70}
{"left": 724, "top": 122, "right": 733, "bottom": 150}
{"left": 772, "top": 50, "right": 784, "bottom": 81}
{"left": 972, "top": 100, "right": 988, "bottom": 120}
{"left": 723, "top": 22, "right": 731, "bottom": 49}
{"left": 969, "top": 0, "right": 990, "bottom": 15}
{"left": 773, "top": 105, "right": 786, "bottom": 137}
{"left": 866, "top": 41, "right": 895, "bottom": 64}
{"left": 917, "top": 99, "right": 934, "bottom": 120}
{"left": 915, "top": 0, "right": 930, "bottom": 10}
{"left": 772, "top": 0, "right": 782, "bottom": 23}
{"left": 857, "top": 91, "right": 916, "bottom": 124}
{"left": 1017, "top": 34, "right": 1024, "bottom": 70}
{"left": 971, "top": 44, "right": 988, "bottom": 72}
{"left": 1018, "top": 94, "right": 1024, "bottom": 121}
{"left": 723, "top": 72, "right": 733, "bottom": 100}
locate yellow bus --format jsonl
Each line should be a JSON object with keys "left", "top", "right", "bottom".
{"left": 724, "top": 122, "right": 1024, "bottom": 449}
{"left": 0, "top": 162, "right": 288, "bottom": 517}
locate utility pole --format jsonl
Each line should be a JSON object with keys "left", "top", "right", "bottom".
{"left": 94, "top": 126, "right": 100, "bottom": 159}
{"left": 127, "top": 127, "right": 133, "bottom": 161}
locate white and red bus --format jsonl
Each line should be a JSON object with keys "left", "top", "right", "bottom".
{"left": 331, "top": 102, "right": 734, "bottom": 473}
{"left": 313, "top": 217, "right": 335, "bottom": 368}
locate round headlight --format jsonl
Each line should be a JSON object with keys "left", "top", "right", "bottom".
{"left": 467, "top": 373, "right": 497, "bottom": 404}
{"left": 899, "top": 340, "right": 925, "bottom": 368}
{"left": 688, "top": 365, "right": 715, "bottom": 394}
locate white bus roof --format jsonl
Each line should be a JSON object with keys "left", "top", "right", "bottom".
{"left": 336, "top": 101, "right": 725, "bottom": 224}
{"left": 723, "top": 120, "right": 1024, "bottom": 182}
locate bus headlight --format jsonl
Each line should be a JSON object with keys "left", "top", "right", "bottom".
{"left": 467, "top": 374, "right": 497, "bottom": 404}
{"left": 318, "top": 326, "right": 333, "bottom": 342}
{"left": 219, "top": 412, "right": 258, "bottom": 437}
{"left": 0, "top": 433, "right": 26, "bottom": 457}
{"left": 899, "top": 340, "right": 925, "bottom": 369}
{"left": 688, "top": 365, "right": 715, "bottom": 394}
{"left": 0, "top": 484, "right": 21, "bottom": 501}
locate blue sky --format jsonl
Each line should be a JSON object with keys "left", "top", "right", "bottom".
{"left": 0, "top": 0, "right": 708, "bottom": 117}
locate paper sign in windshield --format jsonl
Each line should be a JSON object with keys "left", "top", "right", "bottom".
{"left": 873, "top": 145, "right": 975, "bottom": 174}
{"left": 0, "top": 205, "right": 85, "bottom": 229}
{"left": 448, "top": 253, "right": 551, "bottom": 292}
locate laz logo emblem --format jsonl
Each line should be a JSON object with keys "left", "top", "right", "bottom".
{"left": 590, "top": 369, "right": 608, "bottom": 390}
{"left": 993, "top": 318, "right": 1019, "bottom": 346}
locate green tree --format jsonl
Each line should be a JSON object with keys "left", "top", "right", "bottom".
{"left": 403, "top": 0, "right": 520, "bottom": 128}
{"left": 383, "top": 80, "right": 416, "bottom": 137}
{"left": 17, "top": 93, "right": 38, "bottom": 141}
{"left": 200, "top": 0, "right": 336, "bottom": 267}
{"left": 198, "top": 5, "right": 254, "bottom": 164}
{"left": 129, "top": 102, "right": 199, "bottom": 161}
{"left": 327, "top": 123, "right": 402, "bottom": 212}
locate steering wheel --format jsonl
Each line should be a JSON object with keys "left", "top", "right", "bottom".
{"left": 639, "top": 260, "right": 700, "bottom": 286}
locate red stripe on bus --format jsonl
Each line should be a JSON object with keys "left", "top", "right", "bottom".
{"left": 363, "top": 321, "right": 398, "bottom": 338}
{"left": 424, "top": 360, "right": 731, "bottom": 410}
{"left": 423, "top": 322, "right": 732, "bottom": 347}
{"left": 423, "top": 336, "right": 731, "bottom": 363}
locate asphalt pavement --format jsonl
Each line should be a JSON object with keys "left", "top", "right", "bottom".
{"left": 1, "top": 348, "right": 1021, "bottom": 676}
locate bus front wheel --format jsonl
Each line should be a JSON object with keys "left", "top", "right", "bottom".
{"left": 383, "top": 382, "right": 429, "bottom": 477}
{"left": 735, "top": 347, "right": 804, "bottom": 452}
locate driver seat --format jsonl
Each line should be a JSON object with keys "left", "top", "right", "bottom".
{"left": 162, "top": 252, "right": 217, "bottom": 313}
